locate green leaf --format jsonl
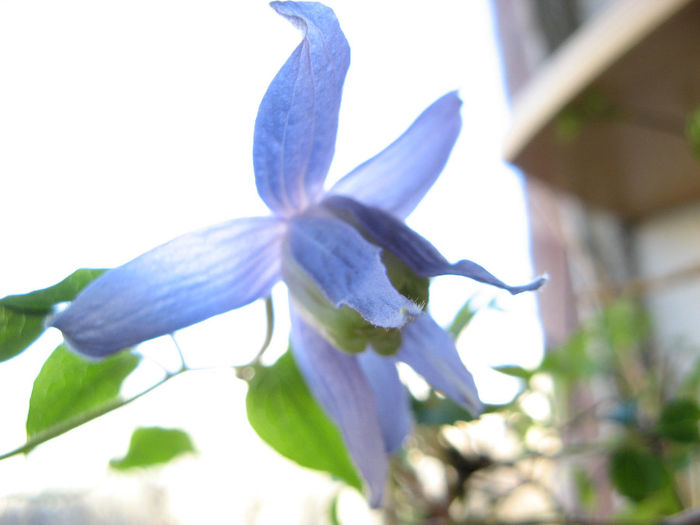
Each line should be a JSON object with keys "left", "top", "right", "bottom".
{"left": 448, "top": 299, "right": 477, "bottom": 340}
{"left": 246, "top": 351, "right": 362, "bottom": 491}
{"left": 0, "top": 307, "right": 46, "bottom": 362}
{"left": 27, "top": 345, "right": 140, "bottom": 438}
{"left": 657, "top": 398, "right": 700, "bottom": 443}
{"left": 110, "top": 427, "right": 195, "bottom": 470}
{"left": 609, "top": 445, "right": 666, "bottom": 502}
{"left": 1, "top": 269, "right": 106, "bottom": 312}
{"left": 0, "top": 268, "right": 106, "bottom": 362}
{"left": 493, "top": 365, "right": 534, "bottom": 381}
{"left": 411, "top": 392, "right": 475, "bottom": 426}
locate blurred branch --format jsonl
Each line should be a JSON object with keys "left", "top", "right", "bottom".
{"left": 581, "top": 262, "right": 700, "bottom": 301}
{"left": 662, "top": 505, "right": 700, "bottom": 525}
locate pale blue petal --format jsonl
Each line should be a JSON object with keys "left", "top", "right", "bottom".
{"left": 254, "top": 2, "right": 350, "bottom": 215}
{"left": 324, "top": 196, "right": 547, "bottom": 294}
{"left": 52, "top": 217, "right": 286, "bottom": 358}
{"left": 290, "top": 308, "right": 387, "bottom": 507}
{"left": 284, "top": 213, "right": 421, "bottom": 328}
{"left": 329, "top": 92, "right": 462, "bottom": 219}
{"left": 357, "top": 350, "right": 412, "bottom": 453}
{"left": 397, "top": 314, "right": 483, "bottom": 416}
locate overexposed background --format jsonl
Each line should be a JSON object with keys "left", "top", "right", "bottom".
{"left": 0, "top": 1, "right": 542, "bottom": 522}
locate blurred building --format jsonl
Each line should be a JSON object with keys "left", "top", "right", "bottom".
{"left": 491, "top": 0, "right": 700, "bottom": 514}
{"left": 492, "top": 0, "right": 700, "bottom": 370}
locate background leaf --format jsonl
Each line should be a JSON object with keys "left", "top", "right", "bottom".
{"left": 0, "top": 307, "right": 47, "bottom": 362}
{"left": 110, "top": 427, "right": 195, "bottom": 470}
{"left": 609, "top": 445, "right": 666, "bottom": 502}
{"left": 0, "top": 269, "right": 106, "bottom": 362}
{"left": 411, "top": 392, "right": 475, "bottom": 426}
{"left": 447, "top": 299, "right": 476, "bottom": 340}
{"left": 0, "top": 269, "right": 106, "bottom": 312}
{"left": 493, "top": 365, "right": 534, "bottom": 381}
{"left": 26, "top": 344, "right": 140, "bottom": 438}
{"left": 246, "top": 351, "right": 362, "bottom": 491}
{"left": 657, "top": 398, "right": 700, "bottom": 443}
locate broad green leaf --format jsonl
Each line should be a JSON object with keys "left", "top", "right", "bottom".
{"left": 1, "top": 269, "right": 106, "bottom": 312}
{"left": 0, "top": 269, "right": 106, "bottom": 362}
{"left": 246, "top": 351, "right": 362, "bottom": 491}
{"left": 448, "top": 299, "right": 476, "bottom": 340}
{"left": 0, "top": 307, "right": 46, "bottom": 362}
{"left": 493, "top": 365, "right": 534, "bottom": 381}
{"left": 110, "top": 427, "right": 195, "bottom": 470}
{"left": 27, "top": 345, "right": 140, "bottom": 437}
{"left": 609, "top": 445, "right": 666, "bottom": 502}
{"left": 411, "top": 392, "right": 475, "bottom": 426}
{"left": 657, "top": 398, "right": 700, "bottom": 443}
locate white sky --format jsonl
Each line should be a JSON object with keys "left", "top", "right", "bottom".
{"left": 0, "top": 1, "right": 543, "bottom": 522}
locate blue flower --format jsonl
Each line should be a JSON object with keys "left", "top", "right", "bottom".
{"left": 52, "top": 1, "right": 544, "bottom": 506}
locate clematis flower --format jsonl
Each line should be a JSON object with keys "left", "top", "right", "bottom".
{"left": 52, "top": 1, "right": 544, "bottom": 507}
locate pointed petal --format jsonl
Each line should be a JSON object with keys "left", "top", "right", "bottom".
{"left": 397, "top": 314, "right": 483, "bottom": 416}
{"left": 52, "top": 217, "right": 286, "bottom": 358}
{"left": 290, "top": 308, "right": 387, "bottom": 507}
{"left": 357, "top": 350, "right": 412, "bottom": 453}
{"left": 254, "top": 2, "right": 350, "bottom": 215}
{"left": 330, "top": 92, "right": 462, "bottom": 219}
{"left": 284, "top": 213, "right": 421, "bottom": 328}
{"left": 324, "top": 196, "right": 547, "bottom": 294}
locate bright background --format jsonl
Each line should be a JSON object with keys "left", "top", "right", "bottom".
{"left": 0, "top": 1, "right": 543, "bottom": 522}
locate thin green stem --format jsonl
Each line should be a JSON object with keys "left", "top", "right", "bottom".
{"left": 0, "top": 370, "right": 183, "bottom": 462}
{"left": 0, "top": 296, "right": 276, "bottom": 461}
{"left": 169, "top": 333, "right": 188, "bottom": 373}
{"left": 250, "top": 295, "right": 275, "bottom": 365}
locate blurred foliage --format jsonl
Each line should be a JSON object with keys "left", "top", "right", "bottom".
{"left": 380, "top": 298, "right": 700, "bottom": 523}
{"left": 555, "top": 91, "right": 618, "bottom": 142}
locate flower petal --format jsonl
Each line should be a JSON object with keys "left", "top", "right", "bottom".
{"left": 284, "top": 213, "right": 421, "bottom": 328}
{"left": 254, "top": 2, "right": 350, "bottom": 215}
{"left": 357, "top": 350, "right": 412, "bottom": 454}
{"left": 397, "top": 314, "right": 483, "bottom": 416}
{"left": 324, "top": 196, "right": 547, "bottom": 294}
{"left": 52, "top": 217, "right": 286, "bottom": 358}
{"left": 330, "top": 92, "right": 462, "bottom": 219}
{"left": 290, "top": 308, "right": 387, "bottom": 507}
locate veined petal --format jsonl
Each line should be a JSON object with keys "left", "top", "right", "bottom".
{"left": 357, "top": 350, "right": 412, "bottom": 453}
{"left": 52, "top": 217, "right": 286, "bottom": 358}
{"left": 397, "top": 314, "right": 483, "bottom": 416}
{"left": 290, "top": 308, "right": 387, "bottom": 507}
{"left": 324, "top": 196, "right": 547, "bottom": 294}
{"left": 254, "top": 2, "right": 350, "bottom": 215}
{"left": 330, "top": 92, "right": 462, "bottom": 219}
{"left": 284, "top": 213, "right": 421, "bottom": 328}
